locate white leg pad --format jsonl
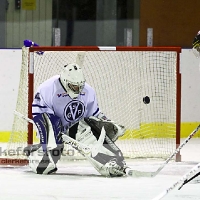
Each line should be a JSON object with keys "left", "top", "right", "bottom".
{"left": 75, "top": 120, "right": 124, "bottom": 176}
{"left": 28, "top": 146, "right": 57, "bottom": 175}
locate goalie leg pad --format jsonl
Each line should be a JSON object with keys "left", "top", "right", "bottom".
{"left": 33, "top": 113, "right": 63, "bottom": 152}
{"left": 23, "top": 144, "right": 42, "bottom": 157}
{"left": 86, "top": 154, "right": 125, "bottom": 177}
{"left": 104, "top": 158, "right": 126, "bottom": 177}
{"left": 36, "top": 152, "right": 57, "bottom": 175}
{"left": 85, "top": 117, "right": 125, "bottom": 163}
{"left": 27, "top": 145, "right": 63, "bottom": 175}
{"left": 49, "top": 144, "right": 64, "bottom": 164}
{"left": 70, "top": 119, "right": 126, "bottom": 177}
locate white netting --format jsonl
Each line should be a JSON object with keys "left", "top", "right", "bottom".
{"left": 7, "top": 46, "right": 179, "bottom": 161}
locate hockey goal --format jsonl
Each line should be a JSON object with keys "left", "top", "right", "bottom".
{"left": 0, "top": 46, "right": 182, "bottom": 165}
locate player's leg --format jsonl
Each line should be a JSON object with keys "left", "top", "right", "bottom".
{"left": 24, "top": 113, "right": 64, "bottom": 174}
{"left": 87, "top": 117, "right": 127, "bottom": 176}
{"left": 25, "top": 144, "right": 64, "bottom": 174}
{"left": 65, "top": 118, "right": 127, "bottom": 177}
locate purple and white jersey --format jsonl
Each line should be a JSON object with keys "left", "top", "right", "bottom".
{"left": 32, "top": 75, "right": 100, "bottom": 129}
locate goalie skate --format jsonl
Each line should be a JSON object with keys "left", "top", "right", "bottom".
{"left": 104, "top": 158, "right": 127, "bottom": 177}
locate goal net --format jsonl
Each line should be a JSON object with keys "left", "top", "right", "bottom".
{"left": 1, "top": 46, "right": 181, "bottom": 164}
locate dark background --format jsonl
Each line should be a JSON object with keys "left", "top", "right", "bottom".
{"left": 52, "top": 0, "right": 200, "bottom": 47}
{"left": 139, "top": 0, "right": 200, "bottom": 47}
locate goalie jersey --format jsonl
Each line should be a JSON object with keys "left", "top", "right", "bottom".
{"left": 32, "top": 75, "right": 100, "bottom": 129}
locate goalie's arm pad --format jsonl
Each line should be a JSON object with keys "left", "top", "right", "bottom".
{"left": 95, "top": 113, "right": 126, "bottom": 141}
{"left": 33, "top": 113, "right": 63, "bottom": 151}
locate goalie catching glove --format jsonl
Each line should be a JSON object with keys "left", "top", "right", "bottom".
{"left": 95, "top": 113, "right": 126, "bottom": 142}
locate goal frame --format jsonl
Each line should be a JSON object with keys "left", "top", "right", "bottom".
{"left": 28, "top": 46, "right": 182, "bottom": 161}
{"left": 0, "top": 46, "right": 182, "bottom": 165}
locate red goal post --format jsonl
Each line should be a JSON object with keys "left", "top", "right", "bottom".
{"left": 1, "top": 46, "right": 182, "bottom": 165}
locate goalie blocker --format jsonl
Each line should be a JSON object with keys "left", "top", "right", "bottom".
{"left": 24, "top": 116, "right": 127, "bottom": 177}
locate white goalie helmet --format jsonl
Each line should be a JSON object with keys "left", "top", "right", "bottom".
{"left": 60, "top": 63, "right": 86, "bottom": 99}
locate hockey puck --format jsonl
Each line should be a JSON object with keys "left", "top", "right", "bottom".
{"left": 143, "top": 96, "right": 150, "bottom": 104}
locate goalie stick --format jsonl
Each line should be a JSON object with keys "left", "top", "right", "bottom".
{"left": 149, "top": 124, "right": 200, "bottom": 177}
{"left": 13, "top": 110, "right": 153, "bottom": 177}
{"left": 151, "top": 162, "right": 200, "bottom": 200}
{"left": 125, "top": 124, "right": 200, "bottom": 178}
{"left": 122, "top": 124, "right": 200, "bottom": 178}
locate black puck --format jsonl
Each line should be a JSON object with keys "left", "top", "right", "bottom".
{"left": 143, "top": 96, "right": 150, "bottom": 104}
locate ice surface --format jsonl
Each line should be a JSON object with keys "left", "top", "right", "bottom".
{"left": 0, "top": 139, "right": 200, "bottom": 200}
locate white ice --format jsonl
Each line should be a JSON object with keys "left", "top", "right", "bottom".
{"left": 0, "top": 139, "right": 200, "bottom": 200}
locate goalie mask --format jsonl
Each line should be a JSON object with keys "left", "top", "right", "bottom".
{"left": 60, "top": 63, "right": 86, "bottom": 99}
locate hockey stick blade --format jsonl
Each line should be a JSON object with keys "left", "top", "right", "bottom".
{"left": 125, "top": 168, "right": 153, "bottom": 177}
